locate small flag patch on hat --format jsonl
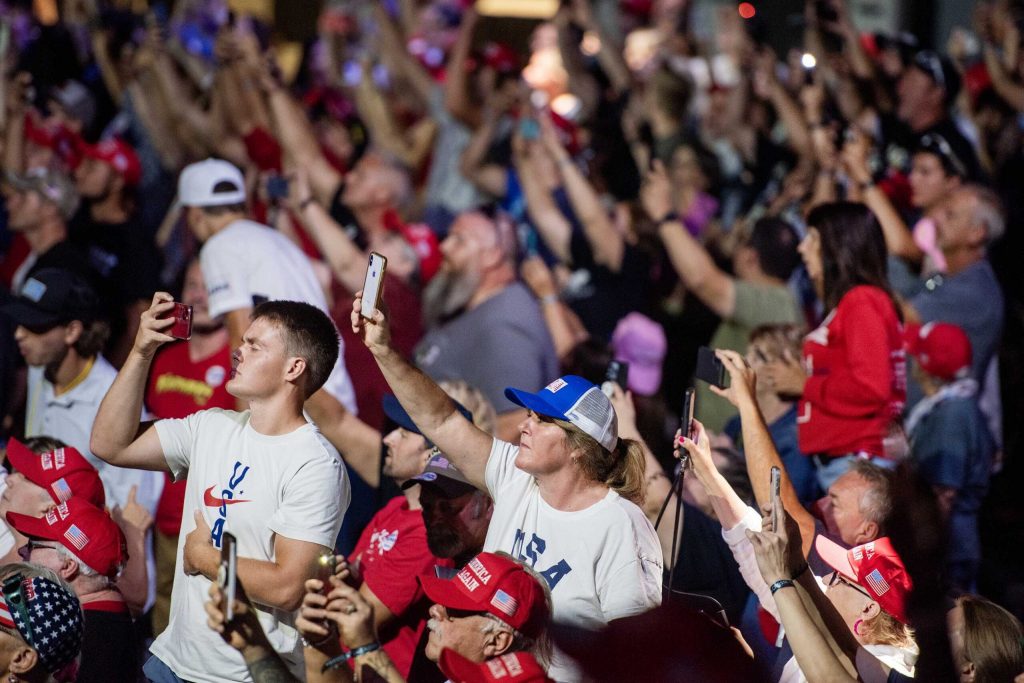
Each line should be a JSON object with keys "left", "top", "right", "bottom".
{"left": 491, "top": 589, "right": 519, "bottom": 618}
{"left": 64, "top": 524, "right": 89, "bottom": 551}
{"left": 51, "top": 478, "right": 73, "bottom": 502}
{"left": 866, "top": 569, "right": 890, "bottom": 596}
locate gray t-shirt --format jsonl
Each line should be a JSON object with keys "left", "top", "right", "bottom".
{"left": 414, "top": 283, "right": 558, "bottom": 412}
{"left": 911, "top": 259, "right": 1004, "bottom": 381}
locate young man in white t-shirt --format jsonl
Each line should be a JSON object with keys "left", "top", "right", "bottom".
{"left": 176, "top": 158, "right": 361, "bottom": 457}
{"left": 91, "top": 295, "right": 350, "bottom": 683}
{"left": 351, "top": 294, "right": 662, "bottom": 682}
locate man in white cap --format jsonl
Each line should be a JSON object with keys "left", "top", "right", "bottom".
{"left": 176, "top": 158, "right": 359, "bottom": 440}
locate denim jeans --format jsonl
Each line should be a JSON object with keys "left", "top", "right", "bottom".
{"left": 144, "top": 654, "right": 192, "bottom": 683}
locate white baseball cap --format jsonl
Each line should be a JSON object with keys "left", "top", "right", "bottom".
{"left": 177, "top": 158, "right": 246, "bottom": 207}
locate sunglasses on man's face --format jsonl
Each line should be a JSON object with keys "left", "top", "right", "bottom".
{"left": 827, "top": 571, "right": 872, "bottom": 599}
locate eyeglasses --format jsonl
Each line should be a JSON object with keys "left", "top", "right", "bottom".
{"left": 17, "top": 539, "right": 61, "bottom": 562}
{"left": 915, "top": 50, "right": 946, "bottom": 91}
{"left": 2, "top": 574, "right": 36, "bottom": 647}
{"left": 919, "top": 133, "right": 968, "bottom": 179}
{"left": 827, "top": 571, "right": 872, "bottom": 600}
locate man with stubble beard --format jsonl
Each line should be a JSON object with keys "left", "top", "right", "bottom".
{"left": 327, "top": 394, "right": 492, "bottom": 682}
{"left": 415, "top": 208, "right": 558, "bottom": 441}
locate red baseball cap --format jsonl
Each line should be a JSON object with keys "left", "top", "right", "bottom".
{"left": 440, "top": 649, "right": 552, "bottom": 683}
{"left": 383, "top": 209, "right": 442, "bottom": 284}
{"left": 5, "top": 438, "right": 105, "bottom": 508}
{"left": 80, "top": 138, "right": 142, "bottom": 187}
{"left": 418, "top": 553, "right": 550, "bottom": 639}
{"left": 904, "top": 322, "right": 972, "bottom": 381}
{"left": 815, "top": 536, "right": 913, "bottom": 624}
{"left": 6, "top": 496, "right": 128, "bottom": 578}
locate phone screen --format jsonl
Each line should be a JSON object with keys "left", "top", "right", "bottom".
{"left": 360, "top": 252, "right": 388, "bottom": 319}
{"left": 220, "top": 532, "right": 238, "bottom": 621}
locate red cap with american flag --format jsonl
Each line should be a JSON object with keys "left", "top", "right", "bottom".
{"left": 440, "top": 648, "right": 552, "bottom": 683}
{"left": 5, "top": 496, "right": 127, "bottom": 578}
{"left": 418, "top": 552, "right": 550, "bottom": 639}
{"left": 4, "top": 438, "right": 105, "bottom": 508}
{"left": 815, "top": 535, "right": 913, "bottom": 624}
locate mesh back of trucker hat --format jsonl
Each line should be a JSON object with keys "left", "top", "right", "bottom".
{"left": 564, "top": 387, "right": 617, "bottom": 451}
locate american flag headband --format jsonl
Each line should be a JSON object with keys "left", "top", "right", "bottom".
{"left": 0, "top": 574, "right": 36, "bottom": 647}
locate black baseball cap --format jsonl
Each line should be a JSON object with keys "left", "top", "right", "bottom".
{"left": 912, "top": 50, "right": 962, "bottom": 104}
{"left": 382, "top": 394, "right": 473, "bottom": 446}
{"left": 401, "top": 450, "right": 478, "bottom": 498}
{"left": 0, "top": 268, "right": 100, "bottom": 329}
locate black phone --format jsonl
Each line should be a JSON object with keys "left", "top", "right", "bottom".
{"left": 219, "top": 531, "right": 238, "bottom": 621}
{"left": 695, "top": 346, "right": 728, "bottom": 389}
{"left": 603, "top": 360, "right": 629, "bottom": 394}
{"left": 680, "top": 388, "right": 695, "bottom": 441}
{"left": 266, "top": 174, "right": 290, "bottom": 201}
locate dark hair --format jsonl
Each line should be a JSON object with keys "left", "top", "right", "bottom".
{"left": 199, "top": 180, "right": 246, "bottom": 216}
{"left": 72, "top": 319, "right": 110, "bottom": 358}
{"left": 21, "top": 436, "right": 68, "bottom": 453}
{"left": 805, "top": 202, "right": 899, "bottom": 315}
{"left": 958, "top": 594, "right": 1024, "bottom": 683}
{"left": 251, "top": 301, "right": 339, "bottom": 398}
{"left": 747, "top": 216, "right": 801, "bottom": 281}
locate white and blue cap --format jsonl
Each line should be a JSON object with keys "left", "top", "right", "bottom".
{"left": 505, "top": 375, "right": 618, "bottom": 452}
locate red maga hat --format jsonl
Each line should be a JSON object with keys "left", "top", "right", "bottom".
{"left": 440, "top": 649, "right": 552, "bottom": 683}
{"left": 815, "top": 535, "right": 913, "bottom": 624}
{"left": 904, "top": 321, "right": 972, "bottom": 381}
{"left": 80, "top": 138, "right": 142, "bottom": 187}
{"left": 6, "top": 496, "right": 127, "bottom": 578}
{"left": 5, "top": 438, "right": 105, "bottom": 508}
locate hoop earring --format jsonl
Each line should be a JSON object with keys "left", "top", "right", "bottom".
{"left": 853, "top": 618, "right": 863, "bottom": 636}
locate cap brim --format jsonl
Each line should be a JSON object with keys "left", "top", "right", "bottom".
{"left": 382, "top": 395, "right": 422, "bottom": 435}
{"left": 0, "top": 299, "right": 61, "bottom": 328}
{"left": 504, "top": 387, "right": 565, "bottom": 420}
{"left": 4, "top": 511, "right": 60, "bottom": 543}
{"left": 402, "top": 473, "right": 477, "bottom": 498}
{"left": 815, "top": 535, "right": 857, "bottom": 581}
{"left": 418, "top": 573, "right": 488, "bottom": 613}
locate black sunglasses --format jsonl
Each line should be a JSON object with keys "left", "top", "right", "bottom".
{"left": 919, "top": 133, "right": 968, "bottom": 179}
{"left": 827, "top": 571, "right": 872, "bottom": 599}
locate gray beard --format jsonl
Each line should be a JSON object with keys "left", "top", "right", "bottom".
{"left": 421, "top": 269, "right": 480, "bottom": 328}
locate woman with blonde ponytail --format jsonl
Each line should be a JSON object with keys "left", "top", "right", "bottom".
{"left": 353, "top": 292, "right": 663, "bottom": 683}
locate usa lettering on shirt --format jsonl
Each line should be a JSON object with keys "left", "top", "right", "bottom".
{"left": 207, "top": 461, "right": 251, "bottom": 547}
{"left": 511, "top": 529, "right": 573, "bottom": 590}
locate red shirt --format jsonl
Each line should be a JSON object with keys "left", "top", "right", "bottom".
{"left": 798, "top": 286, "right": 906, "bottom": 458}
{"left": 334, "top": 275, "right": 423, "bottom": 430}
{"left": 145, "top": 340, "right": 233, "bottom": 535}
{"left": 349, "top": 495, "right": 450, "bottom": 678}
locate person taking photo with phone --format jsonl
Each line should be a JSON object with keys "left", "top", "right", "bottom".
{"left": 351, "top": 291, "right": 662, "bottom": 683}
{"left": 90, "top": 294, "right": 349, "bottom": 683}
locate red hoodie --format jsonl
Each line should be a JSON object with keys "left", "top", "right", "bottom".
{"left": 798, "top": 286, "right": 906, "bottom": 457}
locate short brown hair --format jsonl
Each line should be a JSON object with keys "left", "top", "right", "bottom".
{"left": 251, "top": 301, "right": 339, "bottom": 398}
{"left": 958, "top": 594, "right": 1024, "bottom": 682}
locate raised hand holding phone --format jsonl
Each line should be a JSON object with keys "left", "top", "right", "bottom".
{"left": 359, "top": 252, "right": 388, "bottom": 320}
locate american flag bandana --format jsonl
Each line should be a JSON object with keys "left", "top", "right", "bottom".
{"left": 3, "top": 575, "right": 84, "bottom": 674}
{"left": 490, "top": 589, "right": 520, "bottom": 618}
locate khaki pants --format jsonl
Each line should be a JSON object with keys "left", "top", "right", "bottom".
{"left": 152, "top": 529, "right": 179, "bottom": 637}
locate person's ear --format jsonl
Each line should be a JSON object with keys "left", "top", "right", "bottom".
{"left": 61, "top": 556, "right": 81, "bottom": 582}
{"left": 856, "top": 520, "right": 878, "bottom": 545}
{"left": 961, "top": 660, "right": 976, "bottom": 681}
{"left": 283, "top": 356, "right": 307, "bottom": 386}
{"left": 863, "top": 600, "right": 881, "bottom": 621}
{"left": 9, "top": 642, "right": 40, "bottom": 675}
{"left": 484, "top": 628, "right": 515, "bottom": 658}
{"left": 63, "top": 320, "right": 84, "bottom": 347}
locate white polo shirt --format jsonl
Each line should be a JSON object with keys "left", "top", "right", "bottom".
{"left": 25, "top": 356, "right": 164, "bottom": 608}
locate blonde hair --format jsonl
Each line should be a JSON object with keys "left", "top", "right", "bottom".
{"left": 558, "top": 421, "right": 646, "bottom": 507}
{"left": 860, "top": 608, "right": 916, "bottom": 651}
{"left": 439, "top": 380, "right": 498, "bottom": 435}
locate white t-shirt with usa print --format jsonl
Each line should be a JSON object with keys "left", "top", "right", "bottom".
{"left": 483, "top": 439, "right": 663, "bottom": 682}
{"left": 150, "top": 408, "right": 349, "bottom": 683}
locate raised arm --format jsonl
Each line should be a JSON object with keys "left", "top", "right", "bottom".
{"left": 351, "top": 296, "right": 492, "bottom": 490}
{"left": 712, "top": 350, "right": 817, "bottom": 558}
{"left": 90, "top": 294, "right": 176, "bottom": 472}
{"left": 513, "top": 135, "right": 572, "bottom": 262}
{"left": 641, "top": 162, "right": 737, "bottom": 317}
{"left": 539, "top": 113, "right": 625, "bottom": 271}
{"left": 443, "top": 8, "right": 481, "bottom": 129}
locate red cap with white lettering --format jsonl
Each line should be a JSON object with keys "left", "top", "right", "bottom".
{"left": 440, "top": 649, "right": 552, "bottom": 683}
{"left": 418, "top": 552, "right": 549, "bottom": 639}
{"left": 5, "top": 438, "right": 105, "bottom": 508}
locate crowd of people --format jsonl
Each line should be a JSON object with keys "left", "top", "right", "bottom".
{"left": 0, "top": 0, "right": 1022, "bottom": 680}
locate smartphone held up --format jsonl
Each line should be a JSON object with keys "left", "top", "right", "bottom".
{"left": 360, "top": 252, "right": 388, "bottom": 320}
{"left": 162, "top": 302, "right": 193, "bottom": 340}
